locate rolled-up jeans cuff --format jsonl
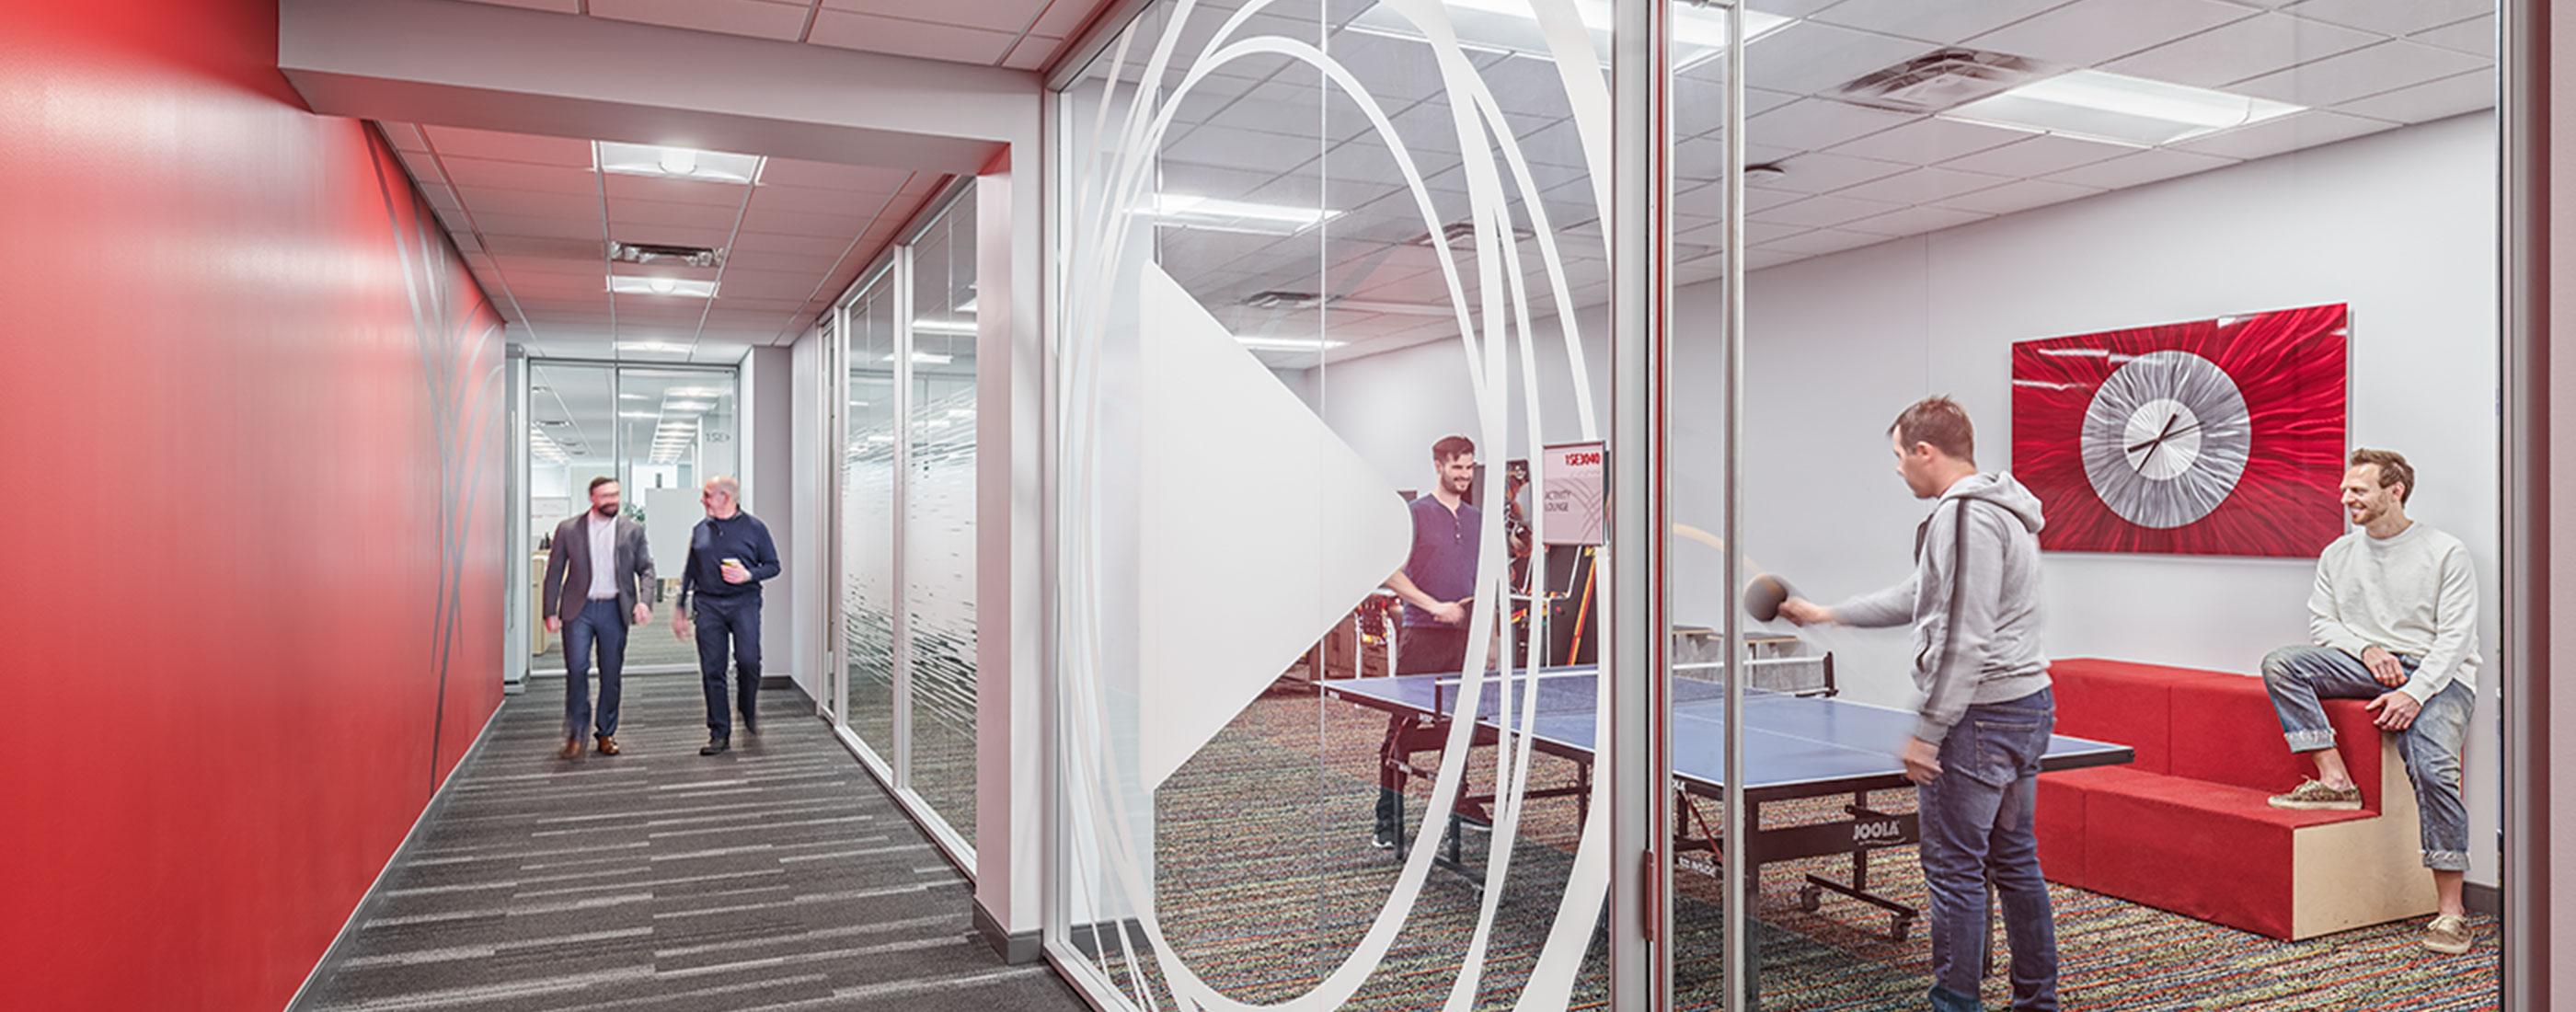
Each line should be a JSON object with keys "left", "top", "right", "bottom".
{"left": 2284, "top": 729, "right": 2339, "bottom": 752}
{"left": 2423, "top": 849, "right": 2469, "bottom": 872}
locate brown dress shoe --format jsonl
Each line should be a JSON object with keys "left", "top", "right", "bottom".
{"left": 595, "top": 735, "right": 621, "bottom": 756}
{"left": 558, "top": 738, "right": 583, "bottom": 760}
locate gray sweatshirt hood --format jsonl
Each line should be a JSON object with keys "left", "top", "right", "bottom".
{"left": 1942, "top": 472, "right": 2045, "bottom": 535}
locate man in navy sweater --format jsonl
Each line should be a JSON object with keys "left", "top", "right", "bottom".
{"left": 673, "top": 475, "right": 781, "bottom": 755}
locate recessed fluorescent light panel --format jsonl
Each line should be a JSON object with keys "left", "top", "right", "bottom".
{"left": 615, "top": 341, "right": 690, "bottom": 354}
{"left": 609, "top": 275, "right": 719, "bottom": 298}
{"left": 1940, "top": 70, "right": 2302, "bottom": 147}
{"left": 1139, "top": 194, "right": 1340, "bottom": 235}
{"left": 595, "top": 142, "right": 764, "bottom": 183}
{"left": 1345, "top": 0, "right": 1787, "bottom": 70}
{"left": 1236, "top": 335, "right": 1350, "bottom": 351}
{"left": 910, "top": 317, "right": 979, "bottom": 336}
{"left": 884, "top": 351, "right": 956, "bottom": 365}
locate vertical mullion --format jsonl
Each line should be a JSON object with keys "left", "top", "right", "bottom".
{"left": 892, "top": 245, "right": 916, "bottom": 791}
{"left": 1719, "top": 3, "right": 1749, "bottom": 1010}
{"left": 1608, "top": 0, "right": 1673, "bottom": 1005}
{"left": 2499, "top": 0, "right": 2548, "bottom": 1007}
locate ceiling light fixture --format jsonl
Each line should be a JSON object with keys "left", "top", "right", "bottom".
{"left": 884, "top": 351, "right": 956, "bottom": 365}
{"left": 1139, "top": 194, "right": 1340, "bottom": 235}
{"left": 619, "top": 411, "right": 660, "bottom": 419}
{"left": 608, "top": 276, "right": 718, "bottom": 298}
{"left": 1236, "top": 335, "right": 1351, "bottom": 351}
{"left": 615, "top": 341, "right": 690, "bottom": 354}
{"left": 910, "top": 318, "right": 979, "bottom": 336}
{"left": 596, "top": 142, "right": 764, "bottom": 183}
{"left": 1939, "top": 69, "right": 2302, "bottom": 147}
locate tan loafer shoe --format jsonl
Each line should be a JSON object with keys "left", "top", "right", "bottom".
{"left": 595, "top": 735, "right": 620, "bottom": 756}
{"left": 2424, "top": 914, "right": 2472, "bottom": 954}
{"left": 2267, "top": 778, "right": 2362, "bottom": 811}
{"left": 558, "top": 738, "right": 583, "bottom": 760}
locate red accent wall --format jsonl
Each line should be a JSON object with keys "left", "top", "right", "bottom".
{"left": 0, "top": 2, "right": 506, "bottom": 1007}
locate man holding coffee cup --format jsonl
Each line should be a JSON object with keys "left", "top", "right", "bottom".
{"left": 673, "top": 475, "right": 780, "bottom": 755}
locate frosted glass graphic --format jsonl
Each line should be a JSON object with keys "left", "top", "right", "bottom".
{"left": 908, "top": 191, "right": 979, "bottom": 847}
{"left": 842, "top": 288, "right": 897, "bottom": 757}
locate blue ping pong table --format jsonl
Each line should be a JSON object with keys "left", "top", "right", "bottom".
{"left": 1322, "top": 667, "right": 2133, "bottom": 941}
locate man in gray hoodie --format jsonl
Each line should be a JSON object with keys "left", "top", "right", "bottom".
{"left": 1779, "top": 396, "right": 2058, "bottom": 1012}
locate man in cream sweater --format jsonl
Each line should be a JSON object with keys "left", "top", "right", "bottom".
{"left": 2261, "top": 448, "right": 2480, "bottom": 955}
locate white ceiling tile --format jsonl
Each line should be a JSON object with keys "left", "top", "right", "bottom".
{"left": 1743, "top": 21, "right": 1938, "bottom": 97}
{"left": 1747, "top": 98, "right": 1917, "bottom": 154}
{"left": 821, "top": 0, "right": 1050, "bottom": 34}
{"left": 1811, "top": 0, "right": 2074, "bottom": 48}
{"left": 1966, "top": 0, "right": 2256, "bottom": 69}
{"left": 1829, "top": 165, "right": 2014, "bottom": 204}
{"left": 2281, "top": 0, "right": 2493, "bottom": 37}
{"left": 1004, "top": 35, "right": 1064, "bottom": 71}
{"left": 1757, "top": 227, "right": 1895, "bottom": 256}
{"left": 1167, "top": 123, "right": 1329, "bottom": 170}
{"left": 2167, "top": 109, "right": 2398, "bottom": 161}
{"left": 439, "top": 155, "right": 599, "bottom": 196}
{"left": 2100, "top": 13, "right": 2384, "bottom": 89}
{"left": 2229, "top": 40, "right": 2490, "bottom": 109}
{"left": 1675, "top": 81, "right": 1798, "bottom": 137}
{"left": 739, "top": 207, "right": 875, "bottom": 238}
{"left": 589, "top": 0, "right": 811, "bottom": 40}
{"left": 1744, "top": 0, "right": 1849, "bottom": 17}
{"left": 419, "top": 184, "right": 464, "bottom": 213}
{"left": 808, "top": 10, "right": 1019, "bottom": 64}
{"left": 604, "top": 173, "right": 753, "bottom": 209}
{"left": 1826, "top": 117, "right": 2033, "bottom": 165}
{"left": 454, "top": 188, "right": 599, "bottom": 222}
{"left": 2329, "top": 68, "right": 2494, "bottom": 123}
{"left": 1029, "top": 0, "right": 1098, "bottom": 39}
{"left": 2039, "top": 146, "right": 2237, "bottom": 189}
{"left": 467, "top": 212, "right": 600, "bottom": 243}
{"left": 1751, "top": 192, "right": 1908, "bottom": 228}
{"left": 396, "top": 148, "right": 448, "bottom": 186}
{"left": 377, "top": 121, "right": 431, "bottom": 153}
{"left": 1746, "top": 150, "right": 1913, "bottom": 194}
{"left": 756, "top": 158, "right": 912, "bottom": 193}
{"left": 2409, "top": 14, "right": 2495, "bottom": 59}
{"left": 1937, "top": 132, "right": 2128, "bottom": 176}
{"left": 454, "top": 0, "right": 580, "bottom": 10}
{"left": 1935, "top": 177, "right": 2106, "bottom": 215}
{"left": 1837, "top": 203, "right": 1996, "bottom": 236}
{"left": 607, "top": 196, "right": 747, "bottom": 230}
{"left": 421, "top": 125, "right": 595, "bottom": 168}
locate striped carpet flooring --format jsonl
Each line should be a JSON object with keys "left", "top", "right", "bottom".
{"left": 1107, "top": 686, "right": 2502, "bottom": 1012}
{"left": 297, "top": 675, "right": 1082, "bottom": 1012}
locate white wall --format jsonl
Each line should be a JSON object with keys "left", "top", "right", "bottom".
{"left": 789, "top": 327, "right": 828, "bottom": 699}
{"left": 748, "top": 345, "right": 798, "bottom": 686}
{"left": 1305, "top": 112, "right": 2504, "bottom": 885}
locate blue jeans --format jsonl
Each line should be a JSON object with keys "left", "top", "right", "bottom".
{"left": 1920, "top": 687, "right": 2058, "bottom": 1012}
{"left": 564, "top": 598, "right": 627, "bottom": 739}
{"left": 2260, "top": 645, "right": 2472, "bottom": 870}
{"left": 695, "top": 593, "right": 763, "bottom": 739}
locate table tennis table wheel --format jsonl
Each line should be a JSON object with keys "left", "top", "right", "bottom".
{"left": 1798, "top": 884, "right": 1823, "bottom": 914}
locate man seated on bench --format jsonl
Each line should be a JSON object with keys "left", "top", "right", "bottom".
{"left": 2260, "top": 448, "right": 2480, "bottom": 955}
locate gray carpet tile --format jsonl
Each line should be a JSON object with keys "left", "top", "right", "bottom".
{"left": 302, "top": 675, "right": 1085, "bottom": 1012}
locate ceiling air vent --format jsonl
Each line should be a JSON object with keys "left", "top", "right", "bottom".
{"left": 1242, "top": 291, "right": 1328, "bottom": 310}
{"left": 1411, "top": 221, "right": 1538, "bottom": 247}
{"left": 607, "top": 240, "right": 726, "bottom": 269}
{"left": 1834, "top": 49, "right": 2049, "bottom": 115}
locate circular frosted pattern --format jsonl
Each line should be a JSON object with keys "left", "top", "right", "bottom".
{"left": 2081, "top": 351, "right": 2250, "bottom": 529}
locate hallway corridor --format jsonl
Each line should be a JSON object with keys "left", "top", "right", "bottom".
{"left": 298, "top": 677, "right": 1082, "bottom": 1011}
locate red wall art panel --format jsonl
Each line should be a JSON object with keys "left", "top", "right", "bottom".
{"left": 2011, "top": 305, "right": 2348, "bottom": 557}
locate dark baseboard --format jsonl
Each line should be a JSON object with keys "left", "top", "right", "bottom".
{"left": 762, "top": 673, "right": 799, "bottom": 694}
{"left": 284, "top": 699, "right": 508, "bottom": 1010}
{"left": 1064, "top": 918, "right": 1151, "bottom": 960}
{"left": 2468, "top": 880, "right": 2500, "bottom": 917}
{"left": 974, "top": 899, "right": 1044, "bottom": 964}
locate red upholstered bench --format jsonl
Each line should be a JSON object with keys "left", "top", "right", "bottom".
{"left": 2037, "top": 658, "right": 2438, "bottom": 939}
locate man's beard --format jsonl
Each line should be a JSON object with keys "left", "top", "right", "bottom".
{"left": 595, "top": 502, "right": 619, "bottom": 518}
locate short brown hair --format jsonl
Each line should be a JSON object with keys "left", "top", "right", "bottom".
{"left": 1432, "top": 435, "right": 1476, "bottom": 464}
{"left": 2349, "top": 448, "right": 2414, "bottom": 503}
{"left": 1890, "top": 396, "right": 1975, "bottom": 465}
{"left": 588, "top": 476, "right": 618, "bottom": 493}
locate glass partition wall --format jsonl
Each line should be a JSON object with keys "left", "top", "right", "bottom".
{"left": 827, "top": 183, "right": 983, "bottom": 865}
{"left": 1046, "top": 0, "right": 2513, "bottom": 1009}
{"left": 525, "top": 361, "right": 740, "bottom": 674}
{"left": 1049, "top": 0, "right": 1677, "bottom": 1005}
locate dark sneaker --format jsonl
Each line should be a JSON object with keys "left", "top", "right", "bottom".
{"left": 2267, "top": 778, "right": 2362, "bottom": 811}
{"left": 699, "top": 737, "right": 730, "bottom": 756}
{"left": 1373, "top": 826, "right": 1398, "bottom": 850}
{"left": 2424, "top": 914, "right": 2472, "bottom": 954}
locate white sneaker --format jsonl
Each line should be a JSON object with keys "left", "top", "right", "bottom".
{"left": 2424, "top": 914, "right": 2472, "bottom": 954}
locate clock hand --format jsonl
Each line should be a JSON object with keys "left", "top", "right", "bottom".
{"left": 2127, "top": 414, "right": 2202, "bottom": 454}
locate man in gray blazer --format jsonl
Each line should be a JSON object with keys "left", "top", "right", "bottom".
{"left": 542, "top": 477, "right": 658, "bottom": 759}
